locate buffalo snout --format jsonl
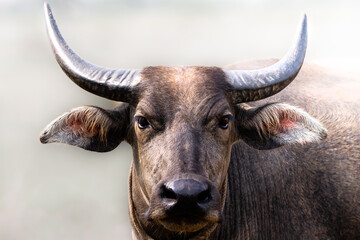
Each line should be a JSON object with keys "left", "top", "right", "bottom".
{"left": 146, "top": 175, "right": 222, "bottom": 233}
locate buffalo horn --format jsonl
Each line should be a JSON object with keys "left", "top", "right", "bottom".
{"left": 224, "top": 15, "right": 307, "bottom": 103}
{"left": 44, "top": 2, "right": 139, "bottom": 102}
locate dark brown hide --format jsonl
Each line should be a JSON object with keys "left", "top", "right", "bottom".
{"left": 123, "top": 63, "right": 359, "bottom": 239}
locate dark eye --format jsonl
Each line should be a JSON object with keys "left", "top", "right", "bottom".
{"left": 218, "top": 115, "right": 231, "bottom": 129}
{"left": 137, "top": 116, "right": 150, "bottom": 129}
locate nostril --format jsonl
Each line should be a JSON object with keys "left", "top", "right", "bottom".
{"left": 197, "top": 189, "right": 212, "bottom": 204}
{"left": 161, "top": 185, "right": 177, "bottom": 200}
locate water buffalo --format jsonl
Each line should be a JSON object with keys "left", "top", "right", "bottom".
{"left": 40, "top": 3, "right": 360, "bottom": 240}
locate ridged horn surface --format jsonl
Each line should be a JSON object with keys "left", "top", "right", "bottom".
{"left": 44, "top": 2, "right": 139, "bottom": 102}
{"left": 224, "top": 15, "right": 307, "bottom": 103}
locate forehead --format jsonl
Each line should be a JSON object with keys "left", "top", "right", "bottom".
{"left": 136, "top": 66, "right": 230, "bottom": 109}
{"left": 134, "top": 66, "right": 232, "bottom": 120}
{"left": 140, "top": 66, "right": 227, "bottom": 87}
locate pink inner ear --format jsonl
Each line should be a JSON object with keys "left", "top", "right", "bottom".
{"left": 280, "top": 118, "right": 297, "bottom": 130}
{"left": 67, "top": 116, "right": 98, "bottom": 138}
{"left": 269, "top": 115, "right": 298, "bottom": 135}
{"left": 69, "top": 119, "right": 84, "bottom": 135}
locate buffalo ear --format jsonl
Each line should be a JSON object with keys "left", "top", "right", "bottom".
{"left": 40, "top": 104, "right": 130, "bottom": 152}
{"left": 236, "top": 103, "right": 327, "bottom": 150}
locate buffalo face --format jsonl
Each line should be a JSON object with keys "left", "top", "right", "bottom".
{"left": 128, "top": 66, "right": 235, "bottom": 233}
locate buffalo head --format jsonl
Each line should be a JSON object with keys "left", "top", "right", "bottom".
{"left": 40, "top": 3, "right": 326, "bottom": 239}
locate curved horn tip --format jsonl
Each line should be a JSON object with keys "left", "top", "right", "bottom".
{"left": 301, "top": 13, "right": 307, "bottom": 33}
{"left": 44, "top": 2, "right": 54, "bottom": 28}
{"left": 299, "top": 13, "right": 307, "bottom": 39}
{"left": 302, "top": 13, "right": 307, "bottom": 23}
{"left": 44, "top": 2, "right": 51, "bottom": 14}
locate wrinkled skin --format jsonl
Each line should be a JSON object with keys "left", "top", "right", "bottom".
{"left": 214, "top": 60, "right": 360, "bottom": 239}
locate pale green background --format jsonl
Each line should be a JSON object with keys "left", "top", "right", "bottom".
{"left": 1, "top": 0, "right": 359, "bottom": 239}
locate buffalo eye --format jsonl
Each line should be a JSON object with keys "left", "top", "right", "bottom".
{"left": 218, "top": 115, "right": 232, "bottom": 129}
{"left": 137, "top": 116, "right": 150, "bottom": 130}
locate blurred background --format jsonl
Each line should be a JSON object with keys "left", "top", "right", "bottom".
{"left": 0, "top": 0, "right": 359, "bottom": 239}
